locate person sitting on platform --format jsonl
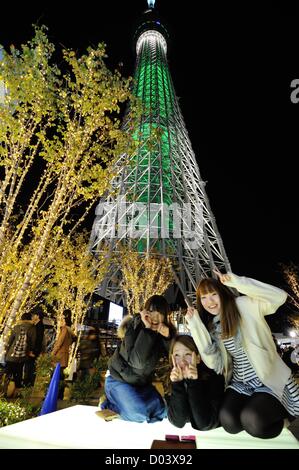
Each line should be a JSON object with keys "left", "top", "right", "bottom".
{"left": 101, "top": 295, "right": 176, "bottom": 423}
{"left": 167, "top": 334, "right": 224, "bottom": 430}
{"left": 186, "top": 269, "right": 299, "bottom": 439}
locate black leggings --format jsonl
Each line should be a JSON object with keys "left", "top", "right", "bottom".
{"left": 219, "top": 389, "right": 291, "bottom": 439}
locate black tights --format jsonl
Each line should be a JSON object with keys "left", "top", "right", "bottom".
{"left": 219, "top": 389, "right": 291, "bottom": 439}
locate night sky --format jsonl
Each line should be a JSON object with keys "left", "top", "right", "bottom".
{"left": 1, "top": 1, "right": 298, "bottom": 314}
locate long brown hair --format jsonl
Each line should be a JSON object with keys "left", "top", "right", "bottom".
{"left": 196, "top": 278, "right": 240, "bottom": 339}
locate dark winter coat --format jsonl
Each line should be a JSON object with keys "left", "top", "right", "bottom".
{"left": 109, "top": 315, "right": 174, "bottom": 387}
{"left": 6, "top": 320, "right": 36, "bottom": 363}
{"left": 167, "top": 362, "right": 225, "bottom": 431}
{"left": 32, "top": 320, "right": 45, "bottom": 357}
{"left": 78, "top": 336, "right": 100, "bottom": 369}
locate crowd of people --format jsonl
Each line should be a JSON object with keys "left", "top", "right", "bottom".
{"left": 2, "top": 306, "right": 107, "bottom": 399}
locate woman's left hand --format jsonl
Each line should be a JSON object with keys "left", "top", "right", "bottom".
{"left": 157, "top": 323, "right": 169, "bottom": 338}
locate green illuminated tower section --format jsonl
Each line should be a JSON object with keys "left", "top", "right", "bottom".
{"left": 90, "top": 6, "right": 231, "bottom": 303}
{"left": 127, "top": 23, "right": 176, "bottom": 254}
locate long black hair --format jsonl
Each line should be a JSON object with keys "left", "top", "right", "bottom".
{"left": 144, "top": 295, "right": 176, "bottom": 336}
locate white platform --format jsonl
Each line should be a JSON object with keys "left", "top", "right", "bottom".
{"left": 0, "top": 405, "right": 298, "bottom": 449}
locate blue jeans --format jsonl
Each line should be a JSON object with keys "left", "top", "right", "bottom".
{"left": 102, "top": 374, "right": 167, "bottom": 423}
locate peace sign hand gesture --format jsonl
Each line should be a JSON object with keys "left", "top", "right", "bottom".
{"left": 184, "top": 352, "right": 198, "bottom": 380}
{"left": 170, "top": 354, "right": 184, "bottom": 382}
{"left": 213, "top": 268, "right": 231, "bottom": 284}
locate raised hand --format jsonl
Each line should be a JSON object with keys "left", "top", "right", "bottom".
{"left": 140, "top": 309, "right": 152, "bottom": 329}
{"left": 213, "top": 268, "right": 231, "bottom": 284}
{"left": 170, "top": 354, "right": 184, "bottom": 382}
{"left": 186, "top": 306, "right": 198, "bottom": 321}
{"left": 184, "top": 352, "right": 198, "bottom": 380}
{"left": 157, "top": 322, "right": 169, "bottom": 338}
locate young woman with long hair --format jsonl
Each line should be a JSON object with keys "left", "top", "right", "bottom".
{"left": 101, "top": 295, "right": 176, "bottom": 423}
{"left": 186, "top": 269, "right": 299, "bottom": 439}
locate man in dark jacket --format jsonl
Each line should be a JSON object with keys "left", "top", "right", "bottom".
{"left": 5, "top": 312, "right": 36, "bottom": 389}
{"left": 24, "top": 308, "right": 45, "bottom": 386}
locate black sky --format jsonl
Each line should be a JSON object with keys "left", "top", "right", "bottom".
{"left": 1, "top": 0, "right": 298, "bottom": 293}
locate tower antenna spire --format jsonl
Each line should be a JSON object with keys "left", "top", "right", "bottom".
{"left": 147, "top": 0, "right": 155, "bottom": 9}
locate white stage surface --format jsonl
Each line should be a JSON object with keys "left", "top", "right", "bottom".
{"left": 0, "top": 405, "right": 298, "bottom": 449}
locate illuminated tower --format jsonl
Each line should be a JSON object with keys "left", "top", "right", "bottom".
{"left": 90, "top": 2, "right": 231, "bottom": 304}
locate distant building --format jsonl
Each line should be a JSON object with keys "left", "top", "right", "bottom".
{"left": 273, "top": 332, "right": 299, "bottom": 347}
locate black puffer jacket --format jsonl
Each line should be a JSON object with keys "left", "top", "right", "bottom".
{"left": 109, "top": 315, "right": 174, "bottom": 386}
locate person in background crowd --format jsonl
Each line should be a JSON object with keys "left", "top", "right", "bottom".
{"left": 52, "top": 311, "right": 76, "bottom": 372}
{"left": 52, "top": 311, "right": 76, "bottom": 398}
{"left": 24, "top": 307, "right": 45, "bottom": 386}
{"left": 5, "top": 312, "right": 36, "bottom": 392}
{"left": 78, "top": 326, "right": 100, "bottom": 379}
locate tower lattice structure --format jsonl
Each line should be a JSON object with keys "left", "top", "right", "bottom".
{"left": 90, "top": 6, "right": 231, "bottom": 305}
